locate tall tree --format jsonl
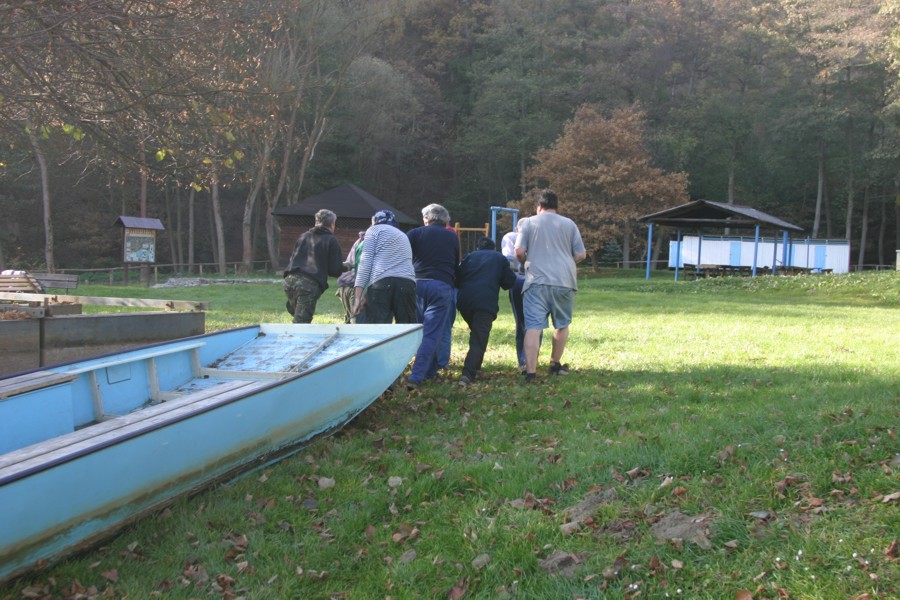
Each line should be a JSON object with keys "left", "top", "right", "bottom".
{"left": 520, "top": 104, "right": 689, "bottom": 264}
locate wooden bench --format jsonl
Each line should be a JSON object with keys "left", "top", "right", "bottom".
{"left": 0, "top": 273, "right": 45, "bottom": 293}
{"left": 0, "top": 370, "right": 76, "bottom": 400}
{"left": 32, "top": 273, "right": 79, "bottom": 291}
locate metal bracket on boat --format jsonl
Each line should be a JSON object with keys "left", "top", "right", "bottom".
{"left": 288, "top": 329, "right": 341, "bottom": 373}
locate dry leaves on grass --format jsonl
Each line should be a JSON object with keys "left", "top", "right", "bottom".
{"left": 539, "top": 550, "right": 585, "bottom": 577}
{"left": 649, "top": 510, "right": 716, "bottom": 550}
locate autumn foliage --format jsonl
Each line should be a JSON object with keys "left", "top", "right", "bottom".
{"left": 521, "top": 104, "right": 689, "bottom": 257}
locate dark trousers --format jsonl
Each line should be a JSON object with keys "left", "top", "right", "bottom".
{"left": 409, "top": 279, "right": 453, "bottom": 384}
{"left": 284, "top": 273, "right": 323, "bottom": 324}
{"left": 509, "top": 274, "right": 541, "bottom": 366}
{"left": 459, "top": 309, "right": 496, "bottom": 380}
{"left": 365, "top": 277, "right": 417, "bottom": 324}
{"left": 509, "top": 275, "right": 526, "bottom": 366}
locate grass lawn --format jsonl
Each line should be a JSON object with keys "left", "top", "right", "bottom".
{"left": 4, "top": 270, "right": 898, "bottom": 599}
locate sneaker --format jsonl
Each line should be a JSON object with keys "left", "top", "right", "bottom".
{"left": 523, "top": 372, "right": 537, "bottom": 383}
{"left": 549, "top": 362, "right": 570, "bottom": 376}
{"left": 458, "top": 375, "right": 473, "bottom": 387}
{"left": 517, "top": 363, "right": 526, "bottom": 374}
{"left": 406, "top": 380, "right": 419, "bottom": 391}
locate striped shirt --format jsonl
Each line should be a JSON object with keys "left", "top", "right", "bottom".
{"left": 354, "top": 224, "right": 416, "bottom": 289}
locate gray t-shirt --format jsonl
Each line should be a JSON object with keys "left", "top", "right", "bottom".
{"left": 515, "top": 212, "right": 585, "bottom": 292}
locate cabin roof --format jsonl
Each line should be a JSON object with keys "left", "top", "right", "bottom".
{"left": 637, "top": 200, "right": 803, "bottom": 232}
{"left": 272, "top": 184, "right": 418, "bottom": 225}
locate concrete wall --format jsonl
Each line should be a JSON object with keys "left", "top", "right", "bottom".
{"left": 0, "top": 312, "right": 205, "bottom": 376}
{"left": 0, "top": 319, "right": 41, "bottom": 374}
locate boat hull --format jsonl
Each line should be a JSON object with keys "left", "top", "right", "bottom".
{"left": 0, "top": 323, "right": 421, "bottom": 581}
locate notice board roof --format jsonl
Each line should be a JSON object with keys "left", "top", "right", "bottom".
{"left": 115, "top": 216, "right": 165, "bottom": 230}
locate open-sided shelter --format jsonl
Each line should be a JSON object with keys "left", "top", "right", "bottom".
{"left": 637, "top": 200, "right": 812, "bottom": 279}
{"left": 272, "top": 184, "right": 418, "bottom": 268}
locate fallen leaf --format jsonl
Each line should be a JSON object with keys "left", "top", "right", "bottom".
{"left": 100, "top": 569, "right": 119, "bottom": 582}
{"left": 318, "top": 477, "right": 335, "bottom": 489}
{"left": 724, "top": 540, "right": 739, "bottom": 550}
{"left": 448, "top": 578, "right": 468, "bottom": 599}
{"left": 735, "top": 590, "right": 753, "bottom": 600}
{"left": 832, "top": 470, "right": 852, "bottom": 484}
{"left": 540, "top": 550, "right": 585, "bottom": 577}
{"left": 882, "top": 491, "right": 900, "bottom": 503}
{"left": 885, "top": 540, "right": 898, "bottom": 560}
{"left": 388, "top": 476, "right": 403, "bottom": 488}
{"left": 560, "top": 521, "right": 581, "bottom": 535}
{"left": 671, "top": 559, "right": 684, "bottom": 570}
{"left": 471, "top": 554, "right": 491, "bottom": 570}
{"left": 748, "top": 511, "right": 773, "bottom": 521}
{"left": 398, "top": 550, "right": 417, "bottom": 564}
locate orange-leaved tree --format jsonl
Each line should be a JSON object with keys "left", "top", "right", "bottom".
{"left": 517, "top": 104, "right": 689, "bottom": 266}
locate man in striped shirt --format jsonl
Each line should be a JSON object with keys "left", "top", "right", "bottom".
{"left": 352, "top": 210, "right": 417, "bottom": 324}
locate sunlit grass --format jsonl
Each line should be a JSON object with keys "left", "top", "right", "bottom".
{"left": 7, "top": 270, "right": 898, "bottom": 599}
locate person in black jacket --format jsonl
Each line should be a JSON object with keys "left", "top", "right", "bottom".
{"left": 455, "top": 236, "right": 517, "bottom": 386}
{"left": 283, "top": 209, "right": 346, "bottom": 323}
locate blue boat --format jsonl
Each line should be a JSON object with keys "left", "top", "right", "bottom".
{"left": 0, "top": 323, "right": 422, "bottom": 582}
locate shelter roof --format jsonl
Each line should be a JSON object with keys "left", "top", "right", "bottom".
{"left": 637, "top": 200, "right": 803, "bottom": 232}
{"left": 272, "top": 184, "right": 418, "bottom": 225}
{"left": 115, "top": 216, "right": 165, "bottom": 230}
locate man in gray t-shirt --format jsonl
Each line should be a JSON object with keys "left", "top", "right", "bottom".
{"left": 514, "top": 190, "right": 587, "bottom": 381}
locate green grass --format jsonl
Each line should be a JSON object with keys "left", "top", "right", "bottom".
{"left": 5, "top": 271, "right": 899, "bottom": 599}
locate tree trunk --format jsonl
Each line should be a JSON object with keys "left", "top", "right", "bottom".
{"left": 813, "top": 138, "right": 825, "bottom": 238}
{"left": 175, "top": 185, "right": 184, "bottom": 270}
{"left": 622, "top": 229, "right": 631, "bottom": 269}
{"left": 165, "top": 184, "right": 178, "bottom": 271}
{"left": 878, "top": 185, "right": 890, "bottom": 265}
{"left": 241, "top": 137, "right": 274, "bottom": 274}
{"left": 856, "top": 184, "right": 868, "bottom": 271}
{"left": 843, "top": 68, "right": 854, "bottom": 242}
{"left": 188, "top": 187, "right": 195, "bottom": 274}
{"left": 28, "top": 126, "right": 55, "bottom": 272}
{"left": 210, "top": 168, "right": 227, "bottom": 275}
{"left": 208, "top": 194, "right": 218, "bottom": 269}
{"left": 724, "top": 160, "right": 736, "bottom": 235}
{"left": 651, "top": 231, "right": 664, "bottom": 270}
{"left": 139, "top": 156, "right": 149, "bottom": 285}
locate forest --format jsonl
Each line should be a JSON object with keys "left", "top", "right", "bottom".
{"left": 1, "top": 0, "right": 899, "bottom": 274}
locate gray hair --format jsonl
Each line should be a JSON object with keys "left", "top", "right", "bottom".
{"left": 421, "top": 203, "right": 450, "bottom": 225}
{"left": 315, "top": 209, "right": 337, "bottom": 228}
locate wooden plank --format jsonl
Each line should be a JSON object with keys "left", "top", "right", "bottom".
{"left": 0, "top": 274, "right": 43, "bottom": 293}
{"left": 0, "top": 371, "right": 75, "bottom": 400}
{"left": 0, "top": 292, "right": 208, "bottom": 311}
{"left": 61, "top": 341, "right": 207, "bottom": 375}
{"left": 199, "top": 368, "right": 289, "bottom": 380}
{"left": 0, "top": 304, "right": 45, "bottom": 318}
{"left": 0, "top": 379, "right": 269, "bottom": 472}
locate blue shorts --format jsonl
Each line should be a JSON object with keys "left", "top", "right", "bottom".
{"left": 522, "top": 284, "right": 574, "bottom": 330}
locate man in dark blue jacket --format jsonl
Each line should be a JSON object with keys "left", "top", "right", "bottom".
{"left": 406, "top": 203, "right": 460, "bottom": 389}
{"left": 455, "top": 237, "right": 517, "bottom": 386}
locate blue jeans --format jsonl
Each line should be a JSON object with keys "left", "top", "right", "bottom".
{"left": 409, "top": 279, "right": 453, "bottom": 384}
{"left": 437, "top": 288, "right": 457, "bottom": 367}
